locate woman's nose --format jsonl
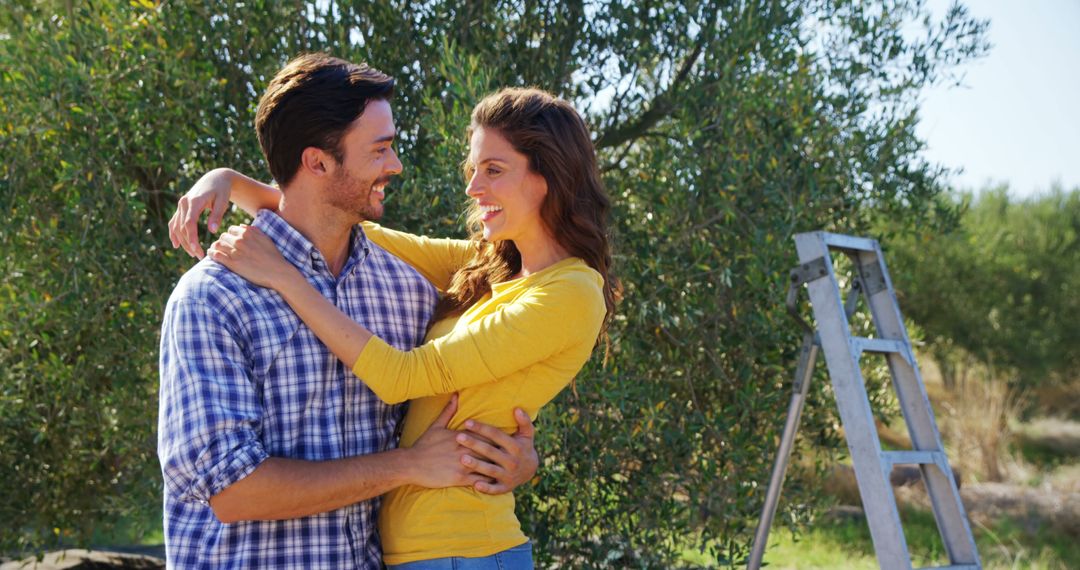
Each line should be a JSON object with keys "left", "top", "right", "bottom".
{"left": 465, "top": 173, "right": 483, "bottom": 197}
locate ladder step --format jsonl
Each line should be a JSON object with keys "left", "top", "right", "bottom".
{"left": 882, "top": 450, "right": 944, "bottom": 466}
{"left": 851, "top": 337, "right": 907, "bottom": 354}
{"left": 821, "top": 232, "right": 878, "bottom": 252}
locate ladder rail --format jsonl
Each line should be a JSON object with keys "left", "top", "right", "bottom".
{"left": 794, "top": 232, "right": 913, "bottom": 569}
{"left": 745, "top": 332, "right": 818, "bottom": 570}
{"left": 854, "top": 246, "right": 981, "bottom": 565}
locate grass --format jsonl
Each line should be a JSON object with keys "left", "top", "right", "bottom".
{"left": 680, "top": 506, "right": 1078, "bottom": 569}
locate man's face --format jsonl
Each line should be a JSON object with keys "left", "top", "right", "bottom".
{"left": 326, "top": 99, "right": 403, "bottom": 221}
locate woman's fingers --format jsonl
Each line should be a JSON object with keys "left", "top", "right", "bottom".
{"left": 183, "top": 200, "right": 200, "bottom": 258}
{"left": 208, "top": 197, "right": 229, "bottom": 234}
{"left": 175, "top": 196, "right": 193, "bottom": 256}
{"left": 168, "top": 207, "right": 181, "bottom": 249}
{"left": 216, "top": 232, "right": 239, "bottom": 249}
{"left": 183, "top": 196, "right": 209, "bottom": 259}
{"left": 207, "top": 237, "right": 234, "bottom": 260}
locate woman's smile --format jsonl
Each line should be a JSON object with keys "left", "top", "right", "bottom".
{"left": 478, "top": 203, "right": 503, "bottom": 222}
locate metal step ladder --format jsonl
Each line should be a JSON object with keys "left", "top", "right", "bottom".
{"left": 747, "top": 231, "right": 981, "bottom": 570}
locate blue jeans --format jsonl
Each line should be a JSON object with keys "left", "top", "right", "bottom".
{"left": 386, "top": 542, "right": 534, "bottom": 570}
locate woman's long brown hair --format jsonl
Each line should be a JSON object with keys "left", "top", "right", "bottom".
{"left": 432, "top": 87, "right": 617, "bottom": 351}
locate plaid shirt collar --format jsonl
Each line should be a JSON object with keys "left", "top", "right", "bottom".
{"left": 253, "top": 209, "right": 371, "bottom": 279}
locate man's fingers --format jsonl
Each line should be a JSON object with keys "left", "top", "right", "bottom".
{"left": 512, "top": 408, "right": 535, "bottom": 439}
{"left": 430, "top": 394, "right": 459, "bottom": 430}
{"left": 474, "top": 480, "right": 512, "bottom": 495}
{"left": 463, "top": 420, "right": 520, "bottom": 456}
{"left": 456, "top": 433, "right": 511, "bottom": 468}
{"left": 464, "top": 473, "right": 495, "bottom": 488}
{"left": 461, "top": 454, "right": 505, "bottom": 480}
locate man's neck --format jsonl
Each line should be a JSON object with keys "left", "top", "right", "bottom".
{"left": 276, "top": 191, "right": 355, "bottom": 277}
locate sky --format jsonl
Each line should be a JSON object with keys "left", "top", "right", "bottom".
{"left": 917, "top": 0, "right": 1080, "bottom": 198}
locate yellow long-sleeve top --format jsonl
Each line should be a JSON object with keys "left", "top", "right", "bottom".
{"left": 356, "top": 222, "right": 606, "bottom": 564}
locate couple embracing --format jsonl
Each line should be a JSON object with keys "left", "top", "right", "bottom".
{"left": 158, "top": 52, "right": 615, "bottom": 569}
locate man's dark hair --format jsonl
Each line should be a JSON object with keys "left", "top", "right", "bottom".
{"left": 254, "top": 53, "right": 395, "bottom": 186}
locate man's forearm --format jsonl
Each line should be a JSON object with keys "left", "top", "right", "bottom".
{"left": 209, "top": 449, "right": 415, "bottom": 523}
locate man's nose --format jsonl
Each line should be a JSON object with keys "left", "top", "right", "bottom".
{"left": 386, "top": 148, "right": 403, "bottom": 176}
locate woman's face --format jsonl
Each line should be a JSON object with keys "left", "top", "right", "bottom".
{"left": 465, "top": 127, "right": 548, "bottom": 244}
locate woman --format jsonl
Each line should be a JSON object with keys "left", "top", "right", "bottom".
{"left": 171, "top": 88, "right": 615, "bottom": 569}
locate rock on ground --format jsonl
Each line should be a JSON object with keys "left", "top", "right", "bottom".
{"left": 0, "top": 549, "right": 163, "bottom": 570}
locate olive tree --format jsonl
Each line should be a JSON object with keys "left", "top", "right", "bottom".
{"left": 0, "top": 1, "right": 987, "bottom": 564}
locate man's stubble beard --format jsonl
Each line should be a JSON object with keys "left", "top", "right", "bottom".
{"left": 327, "top": 166, "right": 384, "bottom": 222}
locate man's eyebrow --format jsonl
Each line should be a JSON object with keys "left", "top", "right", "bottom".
{"left": 373, "top": 133, "right": 396, "bottom": 144}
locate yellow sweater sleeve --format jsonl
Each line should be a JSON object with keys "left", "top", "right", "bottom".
{"left": 352, "top": 270, "right": 605, "bottom": 404}
{"left": 360, "top": 221, "right": 477, "bottom": 291}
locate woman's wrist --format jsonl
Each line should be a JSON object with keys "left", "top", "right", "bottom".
{"left": 275, "top": 266, "right": 309, "bottom": 299}
{"left": 207, "top": 167, "right": 238, "bottom": 188}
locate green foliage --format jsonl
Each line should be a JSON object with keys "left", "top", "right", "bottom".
{"left": 0, "top": 0, "right": 988, "bottom": 564}
{"left": 889, "top": 186, "right": 1080, "bottom": 392}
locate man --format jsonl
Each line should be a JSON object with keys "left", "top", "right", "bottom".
{"left": 158, "top": 53, "right": 537, "bottom": 569}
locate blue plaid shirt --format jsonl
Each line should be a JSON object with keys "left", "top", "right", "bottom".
{"left": 158, "top": 211, "right": 437, "bottom": 569}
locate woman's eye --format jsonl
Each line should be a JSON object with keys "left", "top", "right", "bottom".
{"left": 487, "top": 168, "right": 500, "bottom": 176}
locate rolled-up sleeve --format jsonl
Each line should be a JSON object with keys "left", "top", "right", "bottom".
{"left": 158, "top": 296, "right": 268, "bottom": 505}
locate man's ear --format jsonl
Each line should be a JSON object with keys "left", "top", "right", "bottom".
{"left": 300, "top": 147, "right": 334, "bottom": 177}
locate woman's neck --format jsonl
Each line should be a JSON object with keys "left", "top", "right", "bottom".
{"left": 512, "top": 231, "right": 570, "bottom": 278}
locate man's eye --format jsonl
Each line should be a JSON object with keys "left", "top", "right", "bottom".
{"left": 487, "top": 168, "right": 501, "bottom": 175}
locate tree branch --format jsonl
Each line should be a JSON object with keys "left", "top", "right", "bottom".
{"left": 595, "top": 17, "right": 711, "bottom": 150}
